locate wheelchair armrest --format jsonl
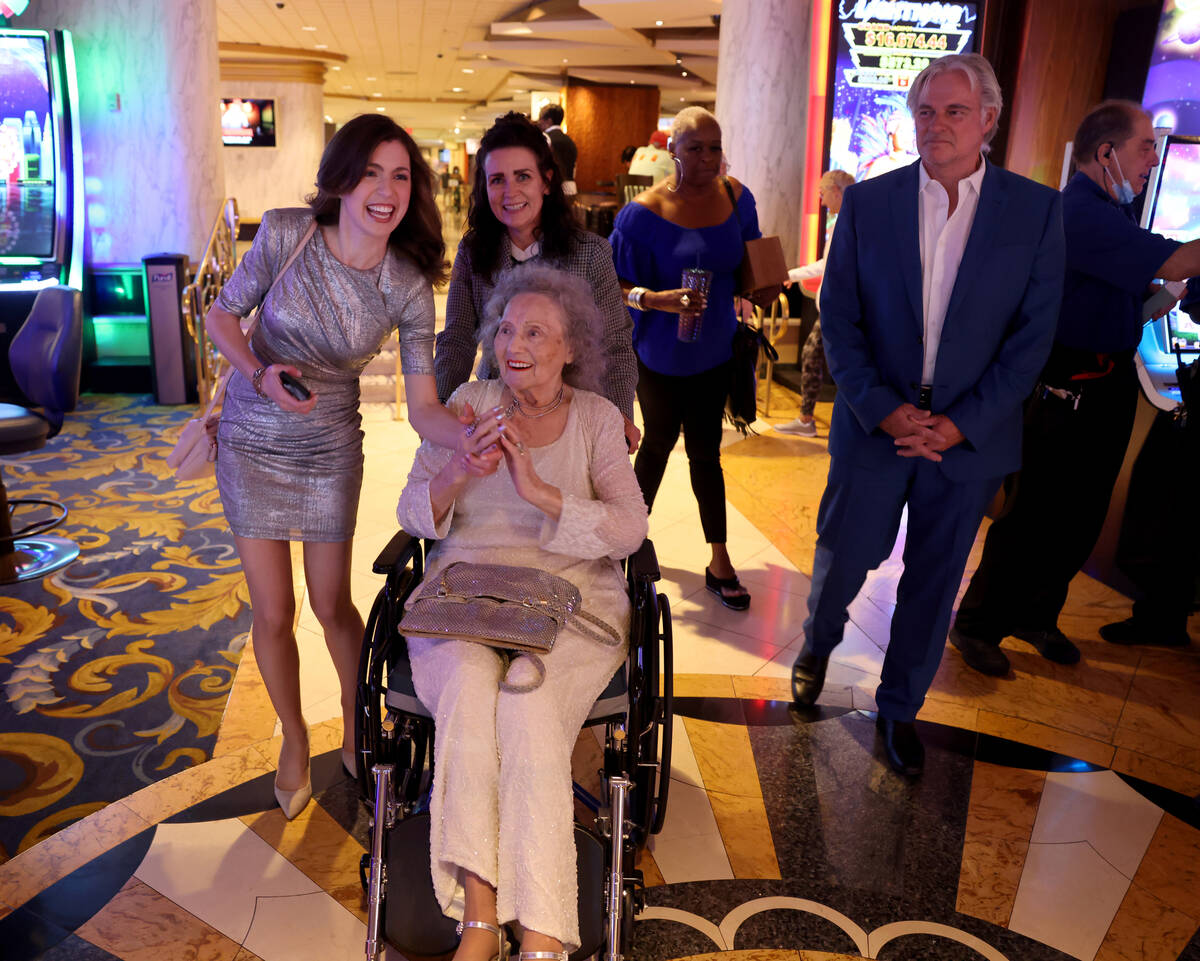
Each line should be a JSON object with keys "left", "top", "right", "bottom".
{"left": 628, "top": 538, "right": 661, "bottom": 583}
{"left": 373, "top": 529, "right": 421, "bottom": 575}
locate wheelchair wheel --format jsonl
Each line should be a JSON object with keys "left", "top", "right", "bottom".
{"left": 627, "top": 593, "right": 672, "bottom": 845}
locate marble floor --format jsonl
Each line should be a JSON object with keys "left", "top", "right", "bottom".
{"left": 2, "top": 330, "right": 1199, "bottom": 959}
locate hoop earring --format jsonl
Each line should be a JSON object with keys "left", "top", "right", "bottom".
{"left": 668, "top": 156, "right": 684, "bottom": 193}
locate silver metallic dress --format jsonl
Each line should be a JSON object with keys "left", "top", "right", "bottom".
{"left": 215, "top": 208, "right": 435, "bottom": 542}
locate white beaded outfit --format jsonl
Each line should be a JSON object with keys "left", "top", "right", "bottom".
{"left": 396, "top": 380, "right": 648, "bottom": 951}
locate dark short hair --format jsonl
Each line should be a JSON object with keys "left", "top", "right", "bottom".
{"left": 621, "top": 144, "right": 638, "bottom": 164}
{"left": 539, "top": 103, "right": 564, "bottom": 126}
{"left": 1074, "top": 100, "right": 1147, "bottom": 166}
{"left": 463, "top": 111, "right": 578, "bottom": 281}
{"left": 306, "top": 114, "right": 448, "bottom": 285}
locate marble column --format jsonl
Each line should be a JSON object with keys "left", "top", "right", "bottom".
{"left": 716, "top": 0, "right": 812, "bottom": 266}
{"left": 14, "top": 0, "right": 224, "bottom": 265}
{"left": 219, "top": 61, "right": 326, "bottom": 222}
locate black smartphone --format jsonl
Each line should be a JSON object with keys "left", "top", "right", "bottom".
{"left": 278, "top": 371, "right": 311, "bottom": 401}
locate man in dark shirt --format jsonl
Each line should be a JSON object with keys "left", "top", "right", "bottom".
{"left": 538, "top": 104, "right": 577, "bottom": 196}
{"left": 951, "top": 100, "right": 1200, "bottom": 675}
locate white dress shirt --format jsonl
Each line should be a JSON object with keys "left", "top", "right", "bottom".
{"left": 917, "top": 157, "right": 986, "bottom": 385}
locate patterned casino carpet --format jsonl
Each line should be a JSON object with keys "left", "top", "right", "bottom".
{"left": 0, "top": 395, "right": 251, "bottom": 860}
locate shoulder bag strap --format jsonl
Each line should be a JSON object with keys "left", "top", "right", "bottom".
{"left": 209, "top": 219, "right": 317, "bottom": 410}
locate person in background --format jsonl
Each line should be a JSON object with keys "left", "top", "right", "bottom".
{"left": 435, "top": 111, "right": 640, "bottom": 450}
{"left": 609, "top": 106, "right": 760, "bottom": 611}
{"left": 538, "top": 103, "right": 577, "bottom": 197}
{"left": 951, "top": 100, "right": 1200, "bottom": 674}
{"left": 790, "top": 54, "right": 1065, "bottom": 776}
{"left": 620, "top": 144, "right": 639, "bottom": 167}
{"left": 629, "top": 129, "right": 674, "bottom": 184}
{"left": 775, "top": 169, "right": 856, "bottom": 437}
{"left": 205, "top": 114, "right": 467, "bottom": 819}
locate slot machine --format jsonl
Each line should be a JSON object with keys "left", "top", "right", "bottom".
{"left": 0, "top": 27, "right": 84, "bottom": 400}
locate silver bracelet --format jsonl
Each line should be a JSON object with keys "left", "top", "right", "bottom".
{"left": 627, "top": 286, "right": 648, "bottom": 310}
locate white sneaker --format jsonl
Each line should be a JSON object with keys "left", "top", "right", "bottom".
{"left": 774, "top": 417, "right": 817, "bottom": 436}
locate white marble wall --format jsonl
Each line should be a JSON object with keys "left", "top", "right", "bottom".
{"left": 14, "top": 0, "right": 224, "bottom": 265}
{"left": 220, "top": 79, "right": 325, "bottom": 222}
{"left": 715, "top": 0, "right": 813, "bottom": 266}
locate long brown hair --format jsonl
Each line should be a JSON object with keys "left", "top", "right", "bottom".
{"left": 307, "top": 114, "right": 449, "bottom": 285}
{"left": 463, "top": 111, "right": 578, "bottom": 281}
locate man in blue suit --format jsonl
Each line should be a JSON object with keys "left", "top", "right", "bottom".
{"left": 790, "top": 54, "right": 1065, "bottom": 775}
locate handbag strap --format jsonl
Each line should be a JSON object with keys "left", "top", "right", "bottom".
{"left": 723, "top": 176, "right": 741, "bottom": 231}
{"left": 208, "top": 219, "right": 318, "bottom": 413}
{"left": 570, "top": 608, "right": 622, "bottom": 648}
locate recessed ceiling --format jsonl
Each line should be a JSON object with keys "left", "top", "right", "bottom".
{"left": 215, "top": 0, "right": 720, "bottom": 143}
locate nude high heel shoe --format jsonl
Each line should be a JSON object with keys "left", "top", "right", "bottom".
{"left": 456, "top": 920, "right": 510, "bottom": 961}
{"left": 274, "top": 729, "right": 312, "bottom": 820}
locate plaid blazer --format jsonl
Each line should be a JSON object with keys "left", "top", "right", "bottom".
{"left": 434, "top": 231, "right": 637, "bottom": 420}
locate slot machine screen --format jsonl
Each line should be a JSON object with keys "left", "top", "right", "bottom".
{"left": 1145, "top": 138, "right": 1200, "bottom": 353}
{"left": 0, "top": 33, "right": 57, "bottom": 259}
{"left": 1143, "top": 0, "right": 1200, "bottom": 136}
{"left": 828, "top": 0, "right": 979, "bottom": 183}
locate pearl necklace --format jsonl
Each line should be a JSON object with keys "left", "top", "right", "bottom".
{"left": 504, "top": 384, "right": 565, "bottom": 420}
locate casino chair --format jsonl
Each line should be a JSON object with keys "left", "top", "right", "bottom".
{"left": 0, "top": 286, "right": 83, "bottom": 583}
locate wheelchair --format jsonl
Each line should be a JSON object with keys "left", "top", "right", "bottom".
{"left": 352, "top": 530, "right": 673, "bottom": 961}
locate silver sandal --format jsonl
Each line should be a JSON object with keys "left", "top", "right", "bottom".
{"left": 518, "top": 953, "right": 568, "bottom": 961}
{"left": 456, "top": 919, "right": 510, "bottom": 961}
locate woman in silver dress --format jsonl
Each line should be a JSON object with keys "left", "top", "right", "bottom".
{"left": 206, "top": 115, "right": 465, "bottom": 819}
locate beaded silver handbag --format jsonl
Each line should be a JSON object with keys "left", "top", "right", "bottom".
{"left": 398, "top": 562, "right": 620, "bottom": 691}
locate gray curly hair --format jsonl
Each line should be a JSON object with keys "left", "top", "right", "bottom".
{"left": 479, "top": 264, "right": 607, "bottom": 396}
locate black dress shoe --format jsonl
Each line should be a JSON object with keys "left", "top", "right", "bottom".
{"left": 1012, "top": 627, "right": 1080, "bottom": 664}
{"left": 949, "top": 626, "right": 1010, "bottom": 677}
{"left": 791, "top": 649, "right": 829, "bottom": 708}
{"left": 1100, "top": 618, "right": 1191, "bottom": 648}
{"left": 875, "top": 717, "right": 924, "bottom": 776}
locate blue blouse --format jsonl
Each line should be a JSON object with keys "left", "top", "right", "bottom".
{"left": 609, "top": 185, "right": 761, "bottom": 376}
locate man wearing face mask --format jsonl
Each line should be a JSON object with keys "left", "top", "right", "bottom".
{"left": 951, "top": 100, "right": 1200, "bottom": 676}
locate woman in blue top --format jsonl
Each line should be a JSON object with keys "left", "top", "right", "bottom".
{"left": 609, "top": 107, "right": 760, "bottom": 610}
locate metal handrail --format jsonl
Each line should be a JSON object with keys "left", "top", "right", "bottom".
{"left": 752, "top": 293, "right": 790, "bottom": 417}
{"left": 181, "top": 198, "right": 240, "bottom": 405}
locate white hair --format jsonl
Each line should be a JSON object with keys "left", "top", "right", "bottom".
{"left": 906, "top": 53, "right": 1003, "bottom": 145}
{"left": 669, "top": 106, "right": 719, "bottom": 149}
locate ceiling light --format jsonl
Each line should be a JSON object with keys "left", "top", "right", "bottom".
{"left": 462, "top": 68, "right": 474, "bottom": 74}
{"left": 629, "top": 80, "right": 635, "bottom": 84}
{"left": 315, "top": 44, "right": 328, "bottom": 49}
{"left": 655, "top": 20, "right": 663, "bottom": 26}
{"left": 373, "top": 92, "right": 382, "bottom": 97}
{"left": 681, "top": 71, "right": 688, "bottom": 77}
{"left": 675, "top": 57, "right": 682, "bottom": 65}
{"left": 366, "top": 76, "right": 376, "bottom": 81}
{"left": 342, "top": 84, "right": 352, "bottom": 89}
{"left": 302, "top": 25, "right": 316, "bottom": 31}
{"left": 376, "top": 106, "right": 386, "bottom": 112}
{"left": 454, "top": 127, "right": 461, "bottom": 134}
{"left": 562, "top": 58, "right": 568, "bottom": 64}
{"left": 451, "top": 86, "right": 464, "bottom": 92}
{"left": 324, "top": 114, "right": 333, "bottom": 122}
{"left": 459, "top": 115, "right": 466, "bottom": 120}
{"left": 331, "top": 65, "right": 341, "bottom": 71}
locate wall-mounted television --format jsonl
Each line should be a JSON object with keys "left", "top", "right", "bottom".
{"left": 220, "top": 98, "right": 275, "bottom": 147}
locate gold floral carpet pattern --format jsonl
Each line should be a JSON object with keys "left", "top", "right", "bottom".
{"left": 0, "top": 395, "right": 251, "bottom": 861}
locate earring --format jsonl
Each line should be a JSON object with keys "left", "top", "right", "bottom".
{"left": 669, "top": 156, "right": 684, "bottom": 193}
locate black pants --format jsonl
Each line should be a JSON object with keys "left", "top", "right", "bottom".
{"left": 955, "top": 355, "right": 1139, "bottom": 641}
{"left": 1115, "top": 409, "right": 1200, "bottom": 629}
{"left": 634, "top": 358, "right": 730, "bottom": 544}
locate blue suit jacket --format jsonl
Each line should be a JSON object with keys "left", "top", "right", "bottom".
{"left": 819, "top": 159, "right": 1065, "bottom": 482}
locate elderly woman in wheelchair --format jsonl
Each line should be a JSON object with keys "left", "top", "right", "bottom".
{"left": 393, "top": 263, "right": 648, "bottom": 961}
